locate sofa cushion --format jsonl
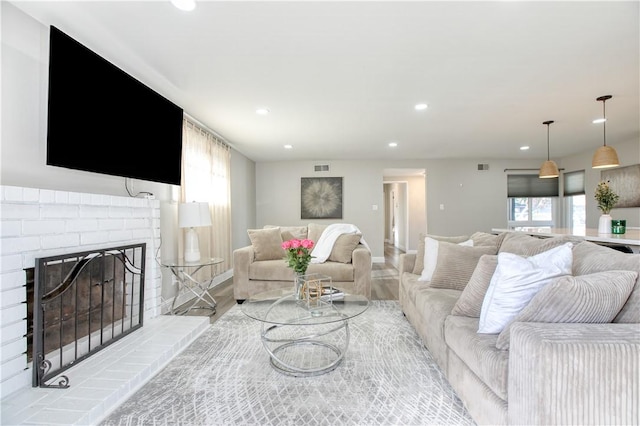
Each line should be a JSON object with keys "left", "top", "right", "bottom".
{"left": 247, "top": 227, "right": 284, "bottom": 261}
{"left": 264, "top": 225, "right": 308, "bottom": 241}
{"left": 572, "top": 241, "right": 640, "bottom": 323}
{"left": 249, "top": 259, "right": 356, "bottom": 282}
{"left": 429, "top": 243, "right": 497, "bottom": 291}
{"left": 451, "top": 254, "right": 498, "bottom": 317}
{"left": 445, "top": 315, "right": 509, "bottom": 401}
{"left": 307, "top": 223, "right": 328, "bottom": 244}
{"left": 413, "top": 233, "right": 470, "bottom": 275}
{"left": 478, "top": 243, "right": 573, "bottom": 334}
{"left": 498, "top": 232, "right": 581, "bottom": 257}
{"left": 412, "top": 285, "right": 462, "bottom": 367}
{"left": 470, "top": 231, "right": 507, "bottom": 250}
{"left": 495, "top": 270, "right": 637, "bottom": 350}
{"left": 328, "top": 234, "right": 362, "bottom": 263}
{"left": 307, "top": 261, "right": 355, "bottom": 282}
{"left": 249, "top": 259, "right": 295, "bottom": 281}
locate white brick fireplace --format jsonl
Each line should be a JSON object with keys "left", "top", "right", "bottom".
{"left": 0, "top": 185, "right": 164, "bottom": 396}
{"left": 1, "top": 185, "right": 166, "bottom": 386}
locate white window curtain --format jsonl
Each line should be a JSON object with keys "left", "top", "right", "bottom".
{"left": 180, "top": 118, "right": 232, "bottom": 271}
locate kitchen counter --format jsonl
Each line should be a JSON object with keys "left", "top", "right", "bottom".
{"left": 492, "top": 227, "right": 640, "bottom": 253}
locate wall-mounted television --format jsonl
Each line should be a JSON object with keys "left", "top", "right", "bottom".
{"left": 46, "top": 26, "right": 183, "bottom": 186}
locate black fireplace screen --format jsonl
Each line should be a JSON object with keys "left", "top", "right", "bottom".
{"left": 32, "top": 243, "right": 145, "bottom": 388}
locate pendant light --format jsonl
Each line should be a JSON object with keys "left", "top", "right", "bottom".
{"left": 539, "top": 120, "right": 559, "bottom": 178}
{"left": 592, "top": 95, "right": 620, "bottom": 169}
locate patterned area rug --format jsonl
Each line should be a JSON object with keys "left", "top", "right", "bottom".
{"left": 101, "top": 301, "right": 475, "bottom": 425}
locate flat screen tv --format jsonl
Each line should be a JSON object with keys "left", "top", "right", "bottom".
{"left": 46, "top": 26, "right": 183, "bottom": 186}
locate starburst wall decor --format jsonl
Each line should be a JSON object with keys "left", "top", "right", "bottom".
{"left": 301, "top": 177, "right": 343, "bottom": 219}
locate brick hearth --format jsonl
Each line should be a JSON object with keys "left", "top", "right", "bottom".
{"left": 1, "top": 315, "right": 208, "bottom": 425}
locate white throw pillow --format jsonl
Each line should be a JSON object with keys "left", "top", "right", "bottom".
{"left": 477, "top": 242, "right": 573, "bottom": 334}
{"left": 418, "top": 237, "right": 473, "bottom": 282}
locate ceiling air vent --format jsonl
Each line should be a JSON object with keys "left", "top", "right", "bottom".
{"left": 314, "top": 164, "right": 330, "bottom": 172}
{"left": 477, "top": 163, "right": 489, "bottom": 171}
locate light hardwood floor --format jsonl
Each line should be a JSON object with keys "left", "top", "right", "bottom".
{"left": 175, "top": 243, "right": 403, "bottom": 324}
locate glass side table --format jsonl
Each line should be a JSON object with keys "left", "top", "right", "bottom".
{"left": 161, "top": 257, "right": 224, "bottom": 315}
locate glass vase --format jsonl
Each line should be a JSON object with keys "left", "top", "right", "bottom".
{"left": 294, "top": 271, "right": 306, "bottom": 300}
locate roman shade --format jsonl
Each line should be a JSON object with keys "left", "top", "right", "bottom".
{"left": 564, "top": 170, "right": 585, "bottom": 196}
{"left": 507, "top": 174, "right": 559, "bottom": 197}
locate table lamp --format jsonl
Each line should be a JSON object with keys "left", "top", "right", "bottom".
{"left": 179, "top": 202, "right": 212, "bottom": 262}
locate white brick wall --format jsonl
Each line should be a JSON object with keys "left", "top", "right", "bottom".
{"left": 0, "top": 185, "right": 162, "bottom": 399}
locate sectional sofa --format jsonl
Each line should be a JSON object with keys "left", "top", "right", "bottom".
{"left": 399, "top": 231, "right": 640, "bottom": 425}
{"left": 233, "top": 224, "right": 372, "bottom": 302}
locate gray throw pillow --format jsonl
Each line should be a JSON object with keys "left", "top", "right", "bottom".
{"left": 572, "top": 241, "right": 640, "bottom": 324}
{"left": 307, "top": 223, "right": 327, "bottom": 244}
{"left": 264, "top": 225, "right": 308, "bottom": 241}
{"left": 429, "top": 243, "right": 497, "bottom": 291}
{"left": 451, "top": 255, "right": 498, "bottom": 317}
{"left": 470, "top": 231, "right": 507, "bottom": 250}
{"left": 247, "top": 227, "right": 284, "bottom": 261}
{"left": 328, "top": 233, "right": 362, "bottom": 263}
{"left": 495, "top": 270, "right": 638, "bottom": 350}
{"left": 499, "top": 233, "right": 582, "bottom": 257}
{"left": 412, "top": 233, "right": 470, "bottom": 275}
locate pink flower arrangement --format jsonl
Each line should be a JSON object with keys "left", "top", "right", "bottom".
{"left": 282, "top": 238, "right": 315, "bottom": 274}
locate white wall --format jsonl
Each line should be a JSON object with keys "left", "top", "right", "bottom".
{"left": 1, "top": 3, "right": 257, "bottom": 293}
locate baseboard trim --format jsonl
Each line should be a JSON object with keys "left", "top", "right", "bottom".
{"left": 372, "top": 256, "right": 385, "bottom": 263}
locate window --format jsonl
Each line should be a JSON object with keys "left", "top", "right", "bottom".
{"left": 564, "top": 170, "right": 586, "bottom": 234}
{"left": 507, "top": 174, "right": 558, "bottom": 229}
{"left": 181, "top": 119, "right": 232, "bottom": 271}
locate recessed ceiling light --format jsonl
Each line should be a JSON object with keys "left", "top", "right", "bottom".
{"left": 520, "top": 146, "right": 530, "bottom": 151}
{"left": 284, "top": 144, "right": 293, "bottom": 149}
{"left": 414, "top": 103, "right": 428, "bottom": 111}
{"left": 388, "top": 142, "right": 398, "bottom": 147}
{"left": 592, "top": 118, "right": 606, "bottom": 124}
{"left": 256, "top": 108, "right": 270, "bottom": 115}
{"left": 170, "top": 0, "right": 196, "bottom": 11}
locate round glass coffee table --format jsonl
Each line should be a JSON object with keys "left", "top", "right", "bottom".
{"left": 241, "top": 288, "right": 369, "bottom": 377}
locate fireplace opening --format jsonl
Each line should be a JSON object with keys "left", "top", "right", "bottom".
{"left": 29, "top": 244, "right": 146, "bottom": 388}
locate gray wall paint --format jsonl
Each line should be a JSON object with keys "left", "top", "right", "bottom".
{"left": 230, "top": 150, "right": 256, "bottom": 250}
{"left": 255, "top": 161, "right": 384, "bottom": 259}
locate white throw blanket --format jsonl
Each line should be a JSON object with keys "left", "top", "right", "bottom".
{"left": 310, "top": 223, "right": 370, "bottom": 263}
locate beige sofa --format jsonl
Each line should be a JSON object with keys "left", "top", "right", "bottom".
{"left": 233, "top": 224, "right": 372, "bottom": 302}
{"left": 399, "top": 231, "right": 640, "bottom": 425}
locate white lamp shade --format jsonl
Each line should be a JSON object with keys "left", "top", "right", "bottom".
{"left": 178, "top": 202, "right": 212, "bottom": 228}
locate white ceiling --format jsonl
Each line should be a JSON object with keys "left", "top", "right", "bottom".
{"left": 10, "top": 1, "right": 640, "bottom": 163}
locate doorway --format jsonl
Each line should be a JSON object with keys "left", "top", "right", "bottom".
{"left": 383, "top": 169, "right": 426, "bottom": 256}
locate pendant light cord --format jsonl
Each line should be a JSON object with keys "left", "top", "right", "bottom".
{"left": 543, "top": 120, "right": 554, "bottom": 160}
{"left": 602, "top": 99, "right": 607, "bottom": 147}
{"left": 547, "top": 123, "right": 550, "bottom": 160}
